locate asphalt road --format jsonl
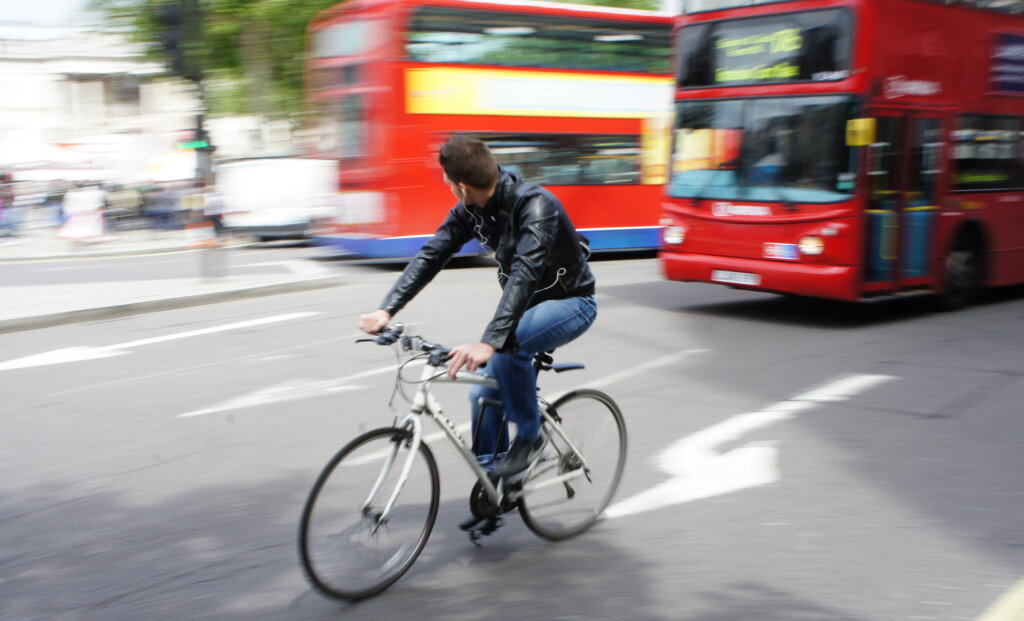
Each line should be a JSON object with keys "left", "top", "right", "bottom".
{"left": 2, "top": 257, "right": 1023, "bottom": 620}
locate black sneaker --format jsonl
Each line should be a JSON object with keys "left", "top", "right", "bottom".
{"left": 490, "top": 435, "right": 544, "bottom": 479}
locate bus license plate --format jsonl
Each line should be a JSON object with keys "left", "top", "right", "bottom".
{"left": 711, "top": 270, "right": 761, "bottom": 286}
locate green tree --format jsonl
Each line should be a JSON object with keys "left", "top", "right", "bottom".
{"left": 93, "top": 0, "right": 340, "bottom": 117}
{"left": 92, "top": 0, "right": 662, "bottom": 118}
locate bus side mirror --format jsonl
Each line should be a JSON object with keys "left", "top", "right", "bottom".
{"left": 846, "top": 118, "right": 877, "bottom": 146}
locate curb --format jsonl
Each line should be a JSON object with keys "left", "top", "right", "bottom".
{"left": 0, "top": 275, "right": 345, "bottom": 334}
{"left": 0, "top": 241, "right": 257, "bottom": 263}
{"left": 0, "top": 245, "right": 190, "bottom": 262}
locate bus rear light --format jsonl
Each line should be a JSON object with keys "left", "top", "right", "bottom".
{"left": 799, "top": 235, "right": 825, "bottom": 256}
{"left": 663, "top": 225, "right": 686, "bottom": 245}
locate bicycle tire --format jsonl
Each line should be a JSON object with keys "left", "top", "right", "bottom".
{"left": 518, "top": 389, "right": 627, "bottom": 541}
{"left": 299, "top": 426, "right": 440, "bottom": 601}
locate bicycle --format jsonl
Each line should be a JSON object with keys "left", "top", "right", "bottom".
{"left": 298, "top": 324, "right": 627, "bottom": 601}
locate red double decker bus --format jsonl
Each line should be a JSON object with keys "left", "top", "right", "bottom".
{"left": 660, "top": 0, "right": 1024, "bottom": 307}
{"left": 306, "top": 0, "right": 672, "bottom": 258}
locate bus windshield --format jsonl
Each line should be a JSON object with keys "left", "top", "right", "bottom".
{"left": 668, "top": 96, "right": 858, "bottom": 203}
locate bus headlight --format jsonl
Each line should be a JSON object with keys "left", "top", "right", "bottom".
{"left": 663, "top": 225, "right": 686, "bottom": 245}
{"left": 799, "top": 235, "right": 825, "bottom": 256}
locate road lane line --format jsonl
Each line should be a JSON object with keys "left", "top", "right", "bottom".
{"left": 0, "top": 312, "right": 322, "bottom": 371}
{"left": 51, "top": 334, "right": 354, "bottom": 396}
{"left": 604, "top": 373, "right": 897, "bottom": 520}
{"left": 113, "top": 312, "right": 321, "bottom": 349}
{"left": 977, "top": 577, "right": 1024, "bottom": 621}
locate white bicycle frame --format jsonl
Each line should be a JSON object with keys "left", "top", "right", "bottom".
{"left": 365, "top": 361, "right": 591, "bottom": 524}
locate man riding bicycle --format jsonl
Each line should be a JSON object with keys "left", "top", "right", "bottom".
{"left": 359, "top": 136, "right": 597, "bottom": 480}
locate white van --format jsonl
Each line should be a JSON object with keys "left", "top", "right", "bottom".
{"left": 218, "top": 158, "right": 337, "bottom": 240}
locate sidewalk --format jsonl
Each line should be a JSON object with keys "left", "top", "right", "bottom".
{"left": 0, "top": 225, "right": 345, "bottom": 334}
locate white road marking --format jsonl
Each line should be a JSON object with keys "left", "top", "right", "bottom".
{"left": 604, "top": 373, "right": 897, "bottom": 520}
{"left": 977, "top": 576, "right": 1024, "bottom": 621}
{"left": 540, "top": 348, "right": 711, "bottom": 404}
{"left": 177, "top": 347, "right": 698, "bottom": 419}
{"left": 238, "top": 260, "right": 331, "bottom": 276}
{"left": 51, "top": 334, "right": 355, "bottom": 397}
{"left": 585, "top": 349, "right": 711, "bottom": 391}
{"left": 346, "top": 422, "right": 474, "bottom": 465}
{"left": 0, "top": 312, "right": 321, "bottom": 371}
{"left": 179, "top": 380, "right": 365, "bottom": 418}
{"left": 177, "top": 361, "right": 423, "bottom": 418}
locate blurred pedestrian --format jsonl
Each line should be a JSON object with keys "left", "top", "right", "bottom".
{"left": 0, "top": 173, "right": 18, "bottom": 237}
{"left": 202, "top": 182, "right": 225, "bottom": 237}
{"left": 59, "top": 183, "right": 107, "bottom": 242}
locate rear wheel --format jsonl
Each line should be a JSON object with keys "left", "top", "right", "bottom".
{"left": 518, "top": 389, "right": 627, "bottom": 540}
{"left": 299, "top": 427, "right": 439, "bottom": 601}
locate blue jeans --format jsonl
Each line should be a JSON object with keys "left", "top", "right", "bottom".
{"left": 468, "top": 295, "right": 597, "bottom": 460}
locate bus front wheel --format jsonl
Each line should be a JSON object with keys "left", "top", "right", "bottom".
{"left": 939, "top": 237, "right": 984, "bottom": 311}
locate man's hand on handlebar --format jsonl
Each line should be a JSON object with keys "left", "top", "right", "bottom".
{"left": 359, "top": 309, "right": 391, "bottom": 335}
{"left": 446, "top": 342, "right": 495, "bottom": 380}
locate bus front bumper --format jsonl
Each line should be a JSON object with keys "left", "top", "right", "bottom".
{"left": 659, "top": 251, "right": 858, "bottom": 301}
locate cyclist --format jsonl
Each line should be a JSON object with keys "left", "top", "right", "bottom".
{"left": 359, "top": 136, "right": 597, "bottom": 480}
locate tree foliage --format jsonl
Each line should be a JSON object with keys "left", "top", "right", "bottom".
{"left": 91, "top": 0, "right": 662, "bottom": 118}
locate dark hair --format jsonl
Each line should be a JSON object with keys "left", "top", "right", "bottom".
{"left": 438, "top": 136, "right": 498, "bottom": 190}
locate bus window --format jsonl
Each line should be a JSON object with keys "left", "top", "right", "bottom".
{"left": 953, "top": 116, "right": 1024, "bottom": 191}
{"left": 459, "top": 133, "right": 643, "bottom": 186}
{"left": 311, "top": 20, "right": 383, "bottom": 58}
{"left": 406, "top": 7, "right": 670, "bottom": 73}
{"left": 335, "top": 96, "right": 368, "bottom": 161}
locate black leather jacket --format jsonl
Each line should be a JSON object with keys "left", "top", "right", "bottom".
{"left": 379, "top": 168, "right": 596, "bottom": 352}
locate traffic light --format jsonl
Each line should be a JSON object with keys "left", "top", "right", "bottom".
{"left": 154, "top": 1, "right": 201, "bottom": 82}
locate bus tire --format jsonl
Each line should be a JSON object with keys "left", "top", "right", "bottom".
{"left": 938, "top": 231, "right": 985, "bottom": 311}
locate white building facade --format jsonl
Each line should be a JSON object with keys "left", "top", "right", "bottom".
{"left": 0, "top": 23, "right": 202, "bottom": 183}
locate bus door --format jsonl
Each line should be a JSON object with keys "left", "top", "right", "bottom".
{"left": 863, "top": 113, "right": 943, "bottom": 290}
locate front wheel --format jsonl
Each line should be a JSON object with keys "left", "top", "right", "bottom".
{"left": 939, "top": 243, "right": 984, "bottom": 310}
{"left": 518, "top": 389, "right": 627, "bottom": 540}
{"left": 299, "top": 426, "right": 439, "bottom": 601}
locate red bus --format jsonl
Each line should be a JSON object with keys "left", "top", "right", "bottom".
{"left": 306, "top": 0, "right": 672, "bottom": 258}
{"left": 659, "top": 0, "right": 1024, "bottom": 307}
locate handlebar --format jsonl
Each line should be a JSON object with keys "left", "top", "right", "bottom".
{"left": 357, "top": 323, "right": 583, "bottom": 375}
{"left": 357, "top": 324, "right": 451, "bottom": 367}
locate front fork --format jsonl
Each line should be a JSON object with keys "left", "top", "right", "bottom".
{"left": 362, "top": 414, "right": 423, "bottom": 528}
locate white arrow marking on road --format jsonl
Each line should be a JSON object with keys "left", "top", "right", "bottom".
{"left": 0, "top": 312, "right": 320, "bottom": 371}
{"left": 178, "top": 348, "right": 704, "bottom": 419}
{"left": 604, "top": 373, "right": 897, "bottom": 520}
{"left": 177, "top": 360, "right": 427, "bottom": 418}
{"left": 179, "top": 379, "right": 365, "bottom": 418}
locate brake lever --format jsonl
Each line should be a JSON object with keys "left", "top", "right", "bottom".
{"left": 427, "top": 348, "right": 451, "bottom": 367}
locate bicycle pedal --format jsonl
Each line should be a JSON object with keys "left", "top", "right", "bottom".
{"left": 467, "top": 517, "right": 503, "bottom": 544}
{"left": 478, "top": 517, "right": 503, "bottom": 536}
{"left": 458, "top": 513, "right": 484, "bottom": 532}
